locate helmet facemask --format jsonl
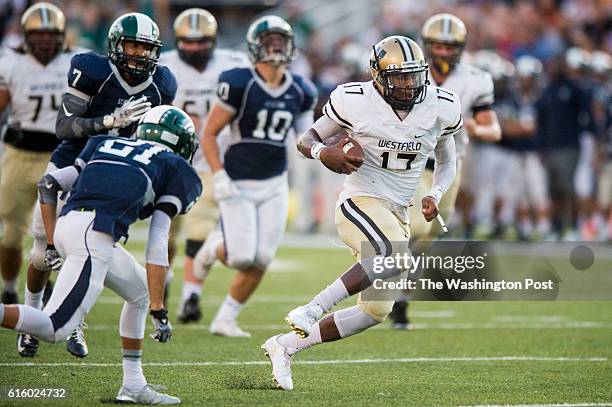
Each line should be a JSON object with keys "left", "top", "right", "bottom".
{"left": 112, "top": 38, "right": 161, "bottom": 79}
{"left": 424, "top": 40, "right": 464, "bottom": 75}
{"left": 379, "top": 69, "right": 428, "bottom": 110}
{"left": 250, "top": 31, "right": 295, "bottom": 66}
{"left": 26, "top": 30, "right": 64, "bottom": 65}
{"left": 177, "top": 36, "right": 215, "bottom": 69}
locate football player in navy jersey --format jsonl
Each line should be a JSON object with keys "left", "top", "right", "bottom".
{"left": 0, "top": 106, "right": 200, "bottom": 405}
{"left": 195, "top": 15, "right": 317, "bottom": 337}
{"left": 19, "top": 12, "right": 177, "bottom": 358}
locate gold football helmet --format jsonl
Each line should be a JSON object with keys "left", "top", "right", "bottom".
{"left": 20, "top": 2, "right": 65, "bottom": 64}
{"left": 370, "top": 35, "right": 428, "bottom": 110}
{"left": 421, "top": 13, "right": 467, "bottom": 75}
{"left": 173, "top": 8, "right": 218, "bottom": 68}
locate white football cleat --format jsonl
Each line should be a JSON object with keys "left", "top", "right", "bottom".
{"left": 261, "top": 334, "right": 294, "bottom": 391}
{"left": 285, "top": 304, "right": 323, "bottom": 338}
{"left": 116, "top": 384, "right": 180, "bottom": 404}
{"left": 193, "top": 230, "right": 223, "bottom": 280}
{"left": 209, "top": 319, "right": 251, "bottom": 338}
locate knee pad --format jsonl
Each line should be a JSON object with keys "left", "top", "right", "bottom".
{"left": 357, "top": 300, "right": 394, "bottom": 323}
{"left": 119, "top": 296, "right": 149, "bottom": 339}
{"left": 227, "top": 254, "right": 255, "bottom": 270}
{"left": 185, "top": 239, "right": 204, "bottom": 258}
{"left": 253, "top": 249, "right": 276, "bottom": 271}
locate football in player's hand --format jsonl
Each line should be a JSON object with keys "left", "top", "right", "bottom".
{"left": 323, "top": 136, "right": 364, "bottom": 168}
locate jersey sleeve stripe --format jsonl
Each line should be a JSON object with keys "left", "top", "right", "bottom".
{"left": 327, "top": 99, "right": 353, "bottom": 129}
{"left": 323, "top": 104, "right": 349, "bottom": 129}
{"left": 156, "top": 195, "right": 183, "bottom": 214}
{"left": 444, "top": 115, "right": 463, "bottom": 131}
{"left": 67, "top": 87, "right": 92, "bottom": 102}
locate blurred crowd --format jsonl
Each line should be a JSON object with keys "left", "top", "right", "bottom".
{"left": 1, "top": 0, "right": 611, "bottom": 241}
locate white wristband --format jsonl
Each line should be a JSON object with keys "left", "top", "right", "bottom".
{"left": 427, "top": 187, "right": 443, "bottom": 204}
{"left": 311, "top": 142, "right": 325, "bottom": 160}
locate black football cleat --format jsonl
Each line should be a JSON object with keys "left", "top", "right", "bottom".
{"left": 17, "top": 333, "right": 39, "bottom": 357}
{"left": 389, "top": 301, "right": 412, "bottom": 330}
{"left": 177, "top": 293, "right": 202, "bottom": 323}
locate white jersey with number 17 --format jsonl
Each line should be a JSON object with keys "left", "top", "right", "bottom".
{"left": 323, "top": 81, "right": 462, "bottom": 207}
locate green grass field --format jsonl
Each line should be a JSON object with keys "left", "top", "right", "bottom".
{"left": 1, "top": 241, "right": 611, "bottom": 406}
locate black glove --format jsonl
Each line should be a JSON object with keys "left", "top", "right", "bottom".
{"left": 150, "top": 309, "right": 172, "bottom": 342}
{"left": 44, "top": 244, "right": 63, "bottom": 272}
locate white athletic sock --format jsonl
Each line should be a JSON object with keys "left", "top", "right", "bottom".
{"left": 3, "top": 278, "right": 17, "bottom": 294}
{"left": 122, "top": 349, "right": 146, "bottom": 390}
{"left": 277, "top": 323, "right": 322, "bottom": 356}
{"left": 307, "top": 278, "right": 349, "bottom": 313}
{"left": 214, "top": 295, "right": 243, "bottom": 322}
{"left": 25, "top": 287, "right": 44, "bottom": 310}
{"left": 14, "top": 305, "right": 54, "bottom": 342}
{"left": 181, "top": 281, "right": 202, "bottom": 303}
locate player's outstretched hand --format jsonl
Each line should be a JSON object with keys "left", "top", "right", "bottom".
{"left": 150, "top": 309, "right": 172, "bottom": 343}
{"left": 320, "top": 138, "right": 364, "bottom": 175}
{"left": 421, "top": 196, "right": 439, "bottom": 222}
{"left": 111, "top": 96, "right": 152, "bottom": 128}
{"left": 44, "top": 244, "right": 64, "bottom": 273}
{"left": 213, "top": 169, "right": 239, "bottom": 201}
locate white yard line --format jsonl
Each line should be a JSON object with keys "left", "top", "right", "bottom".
{"left": 0, "top": 356, "right": 606, "bottom": 368}
{"left": 76, "top": 320, "right": 612, "bottom": 331}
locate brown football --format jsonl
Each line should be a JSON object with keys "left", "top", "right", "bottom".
{"left": 322, "top": 135, "right": 364, "bottom": 167}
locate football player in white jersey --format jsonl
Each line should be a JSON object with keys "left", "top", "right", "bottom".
{"left": 0, "top": 3, "right": 76, "bottom": 306}
{"left": 261, "top": 35, "right": 462, "bottom": 390}
{"left": 159, "top": 8, "right": 249, "bottom": 323}
{"left": 390, "top": 13, "right": 502, "bottom": 329}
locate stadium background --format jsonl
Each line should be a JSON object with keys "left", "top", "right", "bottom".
{"left": 2, "top": 0, "right": 611, "bottom": 241}
{"left": 0, "top": 1, "right": 611, "bottom": 406}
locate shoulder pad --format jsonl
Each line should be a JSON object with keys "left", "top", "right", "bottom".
{"left": 70, "top": 52, "right": 112, "bottom": 81}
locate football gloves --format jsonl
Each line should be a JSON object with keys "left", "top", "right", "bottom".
{"left": 213, "top": 169, "right": 239, "bottom": 201}
{"left": 150, "top": 309, "right": 172, "bottom": 343}
{"left": 110, "top": 96, "right": 152, "bottom": 129}
{"left": 44, "top": 244, "right": 63, "bottom": 273}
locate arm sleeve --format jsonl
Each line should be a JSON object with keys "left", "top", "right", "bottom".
{"left": 311, "top": 114, "right": 345, "bottom": 140}
{"left": 55, "top": 93, "right": 107, "bottom": 139}
{"left": 428, "top": 135, "right": 457, "bottom": 203}
{"left": 37, "top": 166, "right": 80, "bottom": 204}
{"left": 145, "top": 209, "right": 172, "bottom": 267}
